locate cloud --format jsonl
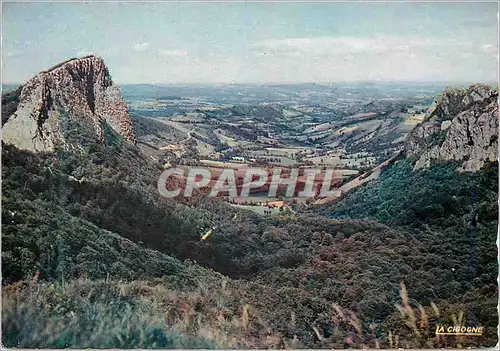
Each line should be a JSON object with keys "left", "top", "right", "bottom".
{"left": 244, "top": 35, "right": 498, "bottom": 82}
{"left": 158, "top": 49, "right": 189, "bottom": 58}
{"left": 480, "top": 43, "right": 499, "bottom": 58}
{"left": 133, "top": 42, "right": 150, "bottom": 52}
{"left": 114, "top": 53, "right": 241, "bottom": 84}
{"left": 4, "top": 50, "right": 22, "bottom": 57}
{"left": 113, "top": 35, "right": 497, "bottom": 84}
{"left": 251, "top": 36, "right": 481, "bottom": 58}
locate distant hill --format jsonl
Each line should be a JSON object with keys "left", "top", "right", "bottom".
{"left": 2, "top": 84, "right": 22, "bottom": 93}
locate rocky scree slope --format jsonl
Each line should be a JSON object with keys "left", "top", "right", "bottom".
{"left": 405, "top": 84, "right": 498, "bottom": 172}
{"left": 2, "top": 55, "right": 136, "bottom": 152}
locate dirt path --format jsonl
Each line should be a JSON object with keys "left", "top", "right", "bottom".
{"left": 314, "top": 150, "right": 402, "bottom": 205}
{"left": 179, "top": 127, "right": 196, "bottom": 144}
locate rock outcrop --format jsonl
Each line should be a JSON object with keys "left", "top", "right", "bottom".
{"left": 405, "top": 84, "right": 498, "bottom": 172}
{"left": 2, "top": 55, "right": 135, "bottom": 152}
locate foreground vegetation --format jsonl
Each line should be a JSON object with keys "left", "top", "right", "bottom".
{"left": 3, "top": 274, "right": 492, "bottom": 348}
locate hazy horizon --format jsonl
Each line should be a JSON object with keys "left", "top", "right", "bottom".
{"left": 2, "top": 2, "right": 499, "bottom": 85}
{"left": 2, "top": 80, "right": 498, "bottom": 89}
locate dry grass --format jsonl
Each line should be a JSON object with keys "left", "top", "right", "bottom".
{"left": 390, "top": 281, "right": 483, "bottom": 349}
{"left": 310, "top": 282, "right": 476, "bottom": 349}
{"left": 2, "top": 274, "right": 281, "bottom": 349}
{"left": 1, "top": 276, "right": 487, "bottom": 349}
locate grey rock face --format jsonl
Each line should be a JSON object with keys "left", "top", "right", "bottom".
{"left": 2, "top": 55, "right": 136, "bottom": 152}
{"left": 405, "top": 84, "right": 498, "bottom": 172}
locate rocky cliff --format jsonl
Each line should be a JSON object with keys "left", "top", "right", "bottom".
{"left": 405, "top": 84, "right": 498, "bottom": 172}
{"left": 2, "top": 55, "right": 135, "bottom": 152}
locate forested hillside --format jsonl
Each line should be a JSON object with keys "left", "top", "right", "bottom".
{"left": 2, "top": 137, "right": 498, "bottom": 347}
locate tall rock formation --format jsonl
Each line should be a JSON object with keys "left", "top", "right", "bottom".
{"left": 405, "top": 84, "right": 498, "bottom": 172}
{"left": 2, "top": 55, "right": 135, "bottom": 152}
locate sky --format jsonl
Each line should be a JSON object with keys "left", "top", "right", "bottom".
{"left": 2, "top": 2, "right": 499, "bottom": 84}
